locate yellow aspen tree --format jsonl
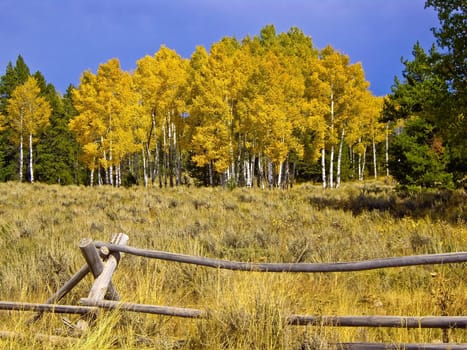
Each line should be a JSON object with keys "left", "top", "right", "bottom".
{"left": 190, "top": 38, "right": 241, "bottom": 185}
{"left": 303, "top": 56, "right": 329, "bottom": 166}
{"left": 134, "top": 54, "right": 159, "bottom": 186}
{"left": 277, "top": 27, "right": 319, "bottom": 188}
{"left": 347, "top": 92, "right": 384, "bottom": 180}
{"left": 190, "top": 121, "right": 231, "bottom": 180}
{"left": 237, "top": 50, "right": 274, "bottom": 188}
{"left": 303, "top": 68, "right": 328, "bottom": 167}
{"left": 335, "top": 62, "right": 370, "bottom": 187}
{"left": 265, "top": 51, "right": 305, "bottom": 187}
{"left": 130, "top": 86, "right": 151, "bottom": 187}
{"left": 134, "top": 46, "right": 188, "bottom": 187}
{"left": 71, "top": 59, "right": 137, "bottom": 186}
{"left": 248, "top": 25, "right": 312, "bottom": 188}
{"left": 305, "top": 56, "right": 332, "bottom": 188}
{"left": 232, "top": 37, "right": 261, "bottom": 187}
{"left": 317, "top": 46, "right": 350, "bottom": 188}
{"left": 239, "top": 49, "right": 304, "bottom": 188}
{"left": 280, "top": 54, "right": 308, "bottom": 187}
{"left": 154, "top": 47, "right": 188, "bottom": 187}
{"left": 94, "top": 58, "right": 132, "bottom": 186}
{"left": 97, "top": 59, "right": 139, "bottom": 186}
{"left": 6, "top": 76, "right": 51, "bottom": 183}
{"left": 186, "top": 46, "right": 222, "bottom": 185}
{"left": 185, "top": 46, "right": 209, "bottom": 147}
{"left": 311, "top": 46, "right": 372, "bottom": 188}
{"left": 69, "top": 71, "right": 102, "bottom": 185}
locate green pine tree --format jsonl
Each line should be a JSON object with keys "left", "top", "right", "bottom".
{"left": 389, "top": 116, "right": 452, "bottom": 188}
{"left": 0, "top": 55, "right": 31, "bottom": 181}
{"left": 35, "top": 80, "right": 84, "bottom": 185}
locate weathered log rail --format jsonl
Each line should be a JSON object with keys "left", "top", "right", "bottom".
{"left": 93, "top": 241, "right": 467, "bottom": 272}
{"left": 1, "top": 234, "right": 466, "bottom": 350}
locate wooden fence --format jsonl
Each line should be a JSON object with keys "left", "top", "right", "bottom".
{"left": 1, "top": 233, "right": 466, "bottom": 350}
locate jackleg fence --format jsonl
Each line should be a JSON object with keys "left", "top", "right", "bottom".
{"left": 1, "top": 233, "right": 466, "bottom": 349}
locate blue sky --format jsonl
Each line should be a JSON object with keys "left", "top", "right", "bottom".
{"left": 1, "top": 0, "right": 439, "bottom": 96}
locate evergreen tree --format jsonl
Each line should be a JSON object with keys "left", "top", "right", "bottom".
{"left": 384, "top": 0, "right": 466, "bottom": 187}
{"left": 389, "top": 116, "right": 452, "bottom": 187}
{"left": 0, "top": 56, "right": 31, "bottom": 181}
{"left": 425, "top": 0, "right": 466, "bottom": 183}
{"left": 35, "top": 81, "right": 83, "bottom": 185}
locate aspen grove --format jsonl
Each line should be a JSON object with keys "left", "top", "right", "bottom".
{"left": 70, "top": 26, "right": 383, "bottom": 188}
{"left": 1, "top": 26, "right": 386, "bottom": 188}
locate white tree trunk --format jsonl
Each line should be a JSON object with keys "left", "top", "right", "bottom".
{"left": 278, "top": 161, "right": 283, "bottom": 188}
{"left": 108, "top": 138, "right": 113, "bottom": 186}
{"left": 362, "top": 147, "right": 367, "bottom": 181}
{"left": 250, "top": 154, "right": 255, "bottom": 188}
{"left": 90, "top": 169, "right": 94, "bottom": 187}
{"left": 244, "top": 158, "right": 251, "bottom": 187}
{"left": 109, "top": 161, "right": 113, "bottom": 186}
{"left": 243, "top": 159, "right": 248, "bottom": 186}
{"left": 358, "top": 153, "right": 362, "bottom": 181}
{"left": 114, "top": 164, "right": 119, "bottom": 187}
{"left": 336, "top": 129, "right": 345, "bottom": 188}
{"left": 168, "top": 118, "right": 175, "bottom": 187}
{"left": 98, "top": 168, "right": 102, "bottom": 186}
{"left": 321, "top": 148, "right": 326, "bottom": 189}
{"left": 329, "top": 145, "right": 334, "bottom": 188}
{"left": 29, "top": 133, "right": 34, "bottom": 183}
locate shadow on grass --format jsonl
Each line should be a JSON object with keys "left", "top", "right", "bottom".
{"left": 308, "top": 188, "right": 466, "bottom": 224}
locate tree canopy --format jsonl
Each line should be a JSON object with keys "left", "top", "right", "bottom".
{"left": 1, "top": 12, "right": 464, "bottom": 188}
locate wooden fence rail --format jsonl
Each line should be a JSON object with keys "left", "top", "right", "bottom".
{"left": 1, "top": 235, "right": 466, "bottom": 350}
{"left": 4, "top": 299, "right": 467, "bottom": 329}
{"left": 93, "top": 241, "right": 467, "bottom": 272}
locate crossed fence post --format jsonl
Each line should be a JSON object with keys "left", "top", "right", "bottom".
{"left": 2, "top": 235, "right": 466, "bottom": 350}
{"left": 27, "top": 233, "right": 128, "bottom": 324}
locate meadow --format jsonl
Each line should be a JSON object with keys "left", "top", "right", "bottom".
{"left": 0, "top": 181, "right": 466, "bottom": 349}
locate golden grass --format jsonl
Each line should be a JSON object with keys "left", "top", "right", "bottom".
{"left": 0, "top": 181, "right": 465, "bottom": 349}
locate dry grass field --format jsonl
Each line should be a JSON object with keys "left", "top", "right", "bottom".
{"left": 0, "top": 181, "right": 466, "bottom": 349}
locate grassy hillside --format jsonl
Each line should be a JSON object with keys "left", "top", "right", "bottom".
{"left": 0, "top": 182, "right": 466, "bottom": 349}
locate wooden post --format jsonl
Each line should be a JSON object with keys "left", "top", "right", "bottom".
{"left": 87, "top": 233, "right": 129, "bottom": 302}
{"left": 79, "top": 237, "right": 120, "bottom": 300}
{"left": 79, "top": 238, "right": 105, "bottom": 277}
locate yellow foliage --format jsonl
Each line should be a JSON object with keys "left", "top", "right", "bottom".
{"left": 6, "top": 76, "right": 51, "bottom": 138}
{"left": 65, "top": 27, "right": 385, "bottom": 185}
